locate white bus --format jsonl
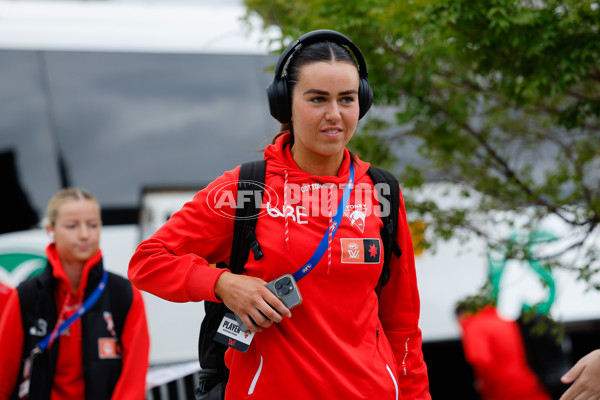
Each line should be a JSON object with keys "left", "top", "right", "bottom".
{"left": 0, "top": 0, "right": 280, "bottom": 387}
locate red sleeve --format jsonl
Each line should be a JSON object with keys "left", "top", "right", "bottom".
{"left": 461, "top": 321, "right": 493, "bottom": 369}
{"left": 0, "top": 290, "right": 24, "bottom": 400}
{"left": 0, "top": 282, "right": 13, "bottom": 313}
{"left": 378, "top": 187, "right": 431, "bottom": 400}
{"left": 111, "top": 287, "right": 150, "bottom": 400}
{"left": 128, "top": 167, "right": 241, "bottom": 303}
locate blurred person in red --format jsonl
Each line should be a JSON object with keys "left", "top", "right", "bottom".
{"left": 456, "top": 303, "right": 552, "bottom": 400}
{"left": 0, "top": 281, "right": 14, "bottom": 317}
{"left": 0, "top": 188, "right": 150, "bottom": 400}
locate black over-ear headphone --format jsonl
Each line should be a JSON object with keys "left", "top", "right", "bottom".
{"left": 266, "top": 29, "right": 373, "bottom": 124}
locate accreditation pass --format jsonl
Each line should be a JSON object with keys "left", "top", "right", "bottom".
{"left": 214, "top": 312, "right": 255, "bottom": 353}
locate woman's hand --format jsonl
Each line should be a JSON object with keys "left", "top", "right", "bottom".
{"left": 560, "top": 349, "right": 600, "bottom": 400}
{"left": 214, "top": 271, "right": 292, "bottom": 333}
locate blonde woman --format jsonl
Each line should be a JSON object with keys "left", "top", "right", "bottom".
{"left": 0, "top": 188, "right": 150, "bottom": 400}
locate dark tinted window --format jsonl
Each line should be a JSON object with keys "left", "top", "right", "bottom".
{"left": 0, "top": 49, "right": 278, "bottom": 228}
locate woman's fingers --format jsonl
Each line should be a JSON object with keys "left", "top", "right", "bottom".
{"left": 214, "top": 272, "right": 292, "bottom": 332}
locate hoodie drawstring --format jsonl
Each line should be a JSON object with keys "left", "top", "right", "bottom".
{"left": 282, "top": 170, "right": 336, "bottom": 269}
{"left": 326, "top": 184, "right": 334, "bottom": 275}
{"left": 283, "top": 169, "right": 290, "bottom": 251}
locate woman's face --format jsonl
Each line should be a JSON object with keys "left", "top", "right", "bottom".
{"left": 48, "top": 199, "right": 101, "bottom": 266}
{"left": 290, "top": 61, "right": 360, "bottom": 166}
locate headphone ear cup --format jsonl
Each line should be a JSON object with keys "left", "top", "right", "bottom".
{"left": 267, "top": 76, "right": 292, "bottom": 124}
{"left": 358, "top": 77, "right": 373, "bottom": 120}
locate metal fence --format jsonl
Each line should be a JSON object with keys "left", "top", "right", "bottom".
{"left": 146, "top": 361, "right": 201, "bottom": 400}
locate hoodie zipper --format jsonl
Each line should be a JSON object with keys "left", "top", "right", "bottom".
{"left": 376, "top": 328, "right": 399, "bottom": 400}
{"left": 247, "top": 355, "right": 263, "bottom": 395}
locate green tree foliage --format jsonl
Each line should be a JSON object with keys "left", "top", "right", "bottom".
{"left": 245, "top": 0, "right": 600, "bottom": 289}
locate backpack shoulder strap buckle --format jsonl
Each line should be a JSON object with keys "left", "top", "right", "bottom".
{"left": 245, "top": 225, "right": 263, "bottom": 261}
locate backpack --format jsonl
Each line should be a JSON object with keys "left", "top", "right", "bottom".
{"left": 195, "top": 160, "right": 402, "bottom": 399}
{"left": 516, "top": 312, "right": 572, "bottom": 399}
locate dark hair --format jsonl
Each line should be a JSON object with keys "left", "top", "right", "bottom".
{"left": 271, "top": 40, "right": 359, "bottom": 144}
{"left": 455, "top": 295, "right": 496, "bottom": 318}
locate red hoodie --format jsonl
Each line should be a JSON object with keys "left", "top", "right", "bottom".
{"left": 129, "top": 132, "right": 430, "bottom": 399}
{"left": 0, "top": 245, "right": 150, "bottom": 400}
{"left": 459, "top": 306, "right": 551, "bottom": 400}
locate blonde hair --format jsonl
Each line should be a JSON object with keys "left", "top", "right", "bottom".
{"left": 45, "top": 187, "right": 100, "bottom": 227}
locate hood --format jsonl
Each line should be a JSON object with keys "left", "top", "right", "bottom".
{"left": 263, "top": 131, "right": 370, "bottom": 183}
{"left": 46, "top": 243, "right": 103, "bottom": 296}
{"left": 262, "top": 131, "right": 371, "bottom": 260}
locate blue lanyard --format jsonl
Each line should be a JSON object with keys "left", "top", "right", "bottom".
{"left": 35, "top": 269, "right": 108, "bottom": 353}
{"left": 292, "top": 163, "right": 355, "bottom": 282}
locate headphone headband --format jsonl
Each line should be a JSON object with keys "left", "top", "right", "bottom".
{"left": 273, "top": 29, "right": 369, "bottom": 82}
{"left": 267, "top": 29, "right": 373, "bottom": 124}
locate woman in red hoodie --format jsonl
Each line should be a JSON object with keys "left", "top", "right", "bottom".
{"left": 456, "top": 305, "right": 552, "bottom": 400}
{"left": 0, "top": 188, "right": 150, "bottom": 400}
{"left": 129, "top": 30, "right": 430, "bottom": 399}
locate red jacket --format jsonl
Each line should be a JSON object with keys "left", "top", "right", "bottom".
{"left": 0, "top": 282, "right": 13, "bottom": 319}
{"left": 129, "top": 132, "right": 430, "bottom": 399}
{"left": 0, "top": 245, "right": 150, "bottom": 400}
{"left": 459, "top": 306, "right": 551, "bottom": 400}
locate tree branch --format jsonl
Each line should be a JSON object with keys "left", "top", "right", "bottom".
{"left": 544, "top": 133, "right": 598, "bottom": 222}
{"left": 429, "top": 101, "right": 576, "bottom": 224}
{"left": 566, "top": 90, "right": 600, "bottom": 103}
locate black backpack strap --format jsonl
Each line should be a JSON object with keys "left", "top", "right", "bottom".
{"left": 227, "top": 159, "right": 266, "bottom": 272}
{"left": 198, "top": 160, "right": 266, "bottom": 377}
{"left": 367, "top": 166, "right": 402, "bottom": 294}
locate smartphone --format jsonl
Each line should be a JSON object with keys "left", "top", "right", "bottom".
{"left": 235, "top": 273, "right": 303, "bottom": 332}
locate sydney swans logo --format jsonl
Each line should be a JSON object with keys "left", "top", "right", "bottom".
{"left": 0, "top": 250, "right": 46, "bottom": 286}
{"left": 208, "top": 180, "right": 279, "bottom": 220}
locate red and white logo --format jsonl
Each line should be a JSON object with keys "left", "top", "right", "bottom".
{"left": 344, "top": 204, "right": 367, "bottom": 233}
{"left": 103, "top": 311, "right": 116, "bottom": 337}
{"left": 98, "top": 337, "right": 121, "bottom": 359}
